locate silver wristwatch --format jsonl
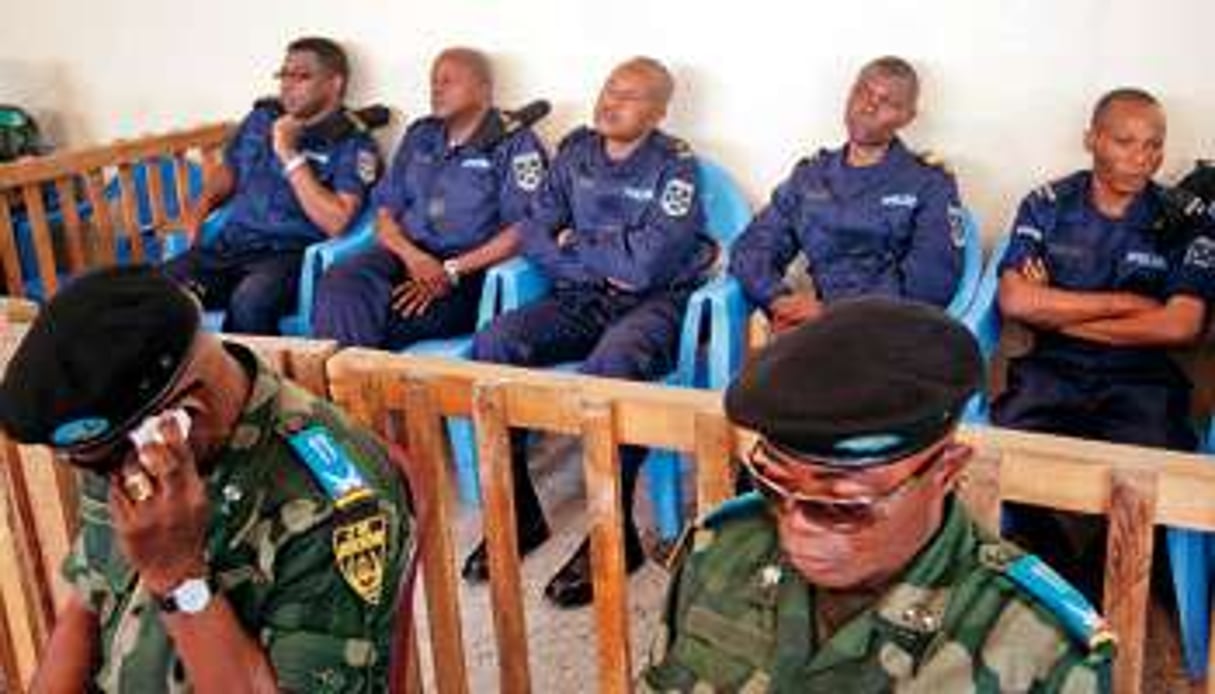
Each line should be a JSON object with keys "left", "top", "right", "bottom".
{"left": 158, "top": 577, "right": 214, "bottom": 614}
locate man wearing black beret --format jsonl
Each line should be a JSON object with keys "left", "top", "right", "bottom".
{"left": 641, "top": 297, "right": 1113, "bottom": 692}
{"left": 0, "top": 265, "right": 410, "bottom": 692}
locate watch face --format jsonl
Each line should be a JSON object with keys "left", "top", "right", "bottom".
{"left": 174, "top": 578, "right": 212, "bottom": 614}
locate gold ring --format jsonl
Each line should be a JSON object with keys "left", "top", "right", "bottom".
{"left": 122, "top": 470, "right": 154, "bottom": 503}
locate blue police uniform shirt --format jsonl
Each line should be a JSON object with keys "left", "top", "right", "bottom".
{"left": 219, "top": 104, "right": 380, "bottom": 252}
{"left": 519, "top": 127, "right": 714, "bottom": 293}
{"left": 1000, "top": 170, "right": 1215, "bottom": 373}
{"left": 371, "top": 113, "right": 548, "bottom": 258}
{"left": 729, "top": 138, "right": 964, "bottom": 308}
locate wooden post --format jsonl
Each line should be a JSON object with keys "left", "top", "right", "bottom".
{"left": 115, "top": 164, "right": 145, "bottom": 262}
{"left": 957, "top": 445, "right": 1003, "bottom": 534}
{"left": 694, "top": 411, "right": 734, "bottom": 518}
{"left": 472, "top": 382, "right": 531, "bottom": 694}
{"left": 143, "top": 157, "right": 169, "bottom": 234}
{"left": 401, "top": 377, "right": 470, "bottom": 694}
{"left": 579, "top": 396, "right": 631, "bottom": 694}
{"left": 0, "top": 436, "right": 54, "bottom": 649}
{"left": 82, "top": 171, "right": 116, "bottom": 266}
{"left": 0, "top": 200, "right": 24, "bottom": 298}
{"left": 20, "top": 185, "right": 57, "bottom": 297}
{"left": 1103, "top": 467, "right": 1157, "bottom": 694}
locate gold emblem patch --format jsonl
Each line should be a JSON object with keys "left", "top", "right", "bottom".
{"left": 333, "top": 509, "right": 389, "bottom": 605}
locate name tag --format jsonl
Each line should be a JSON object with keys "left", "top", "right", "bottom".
{"left": 623, "top": 186, "right": 654, "bottom": 202}
{"left": 880, "top": 193, "right": 918, "bottom": 208}
{"left": 461, "top": 157, "right": 492, "bottom": 170}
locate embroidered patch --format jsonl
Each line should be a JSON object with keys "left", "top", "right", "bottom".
{"left": 948, "top": 205, "right": 967, "bottom": 248}
{"left": 660, "top": 178, "right": 695, "bottom": 218}
{"left": 511, "top": 151, "right": 544, "bottom": 192}
{"left": 356, "top": 149, "right": 378, "bottom": 184}
{"left": 1185, "top": 236, "right": 1215, "bottom": 270}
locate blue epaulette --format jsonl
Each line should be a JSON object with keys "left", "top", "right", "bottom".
{"left": 1004, "top": 554, "right": 1116, "bottom": 653}
{"left": 557, "top": 125, "right": 594, "bottom": 153}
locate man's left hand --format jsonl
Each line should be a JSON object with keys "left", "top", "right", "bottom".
{"left": 110, "top": 416, "right": 210, "bottom": 597}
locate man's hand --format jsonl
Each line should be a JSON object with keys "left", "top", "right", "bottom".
{"left": 109, "top": 415, "right": 209, "bottom": 597}
{"left": 769, "top": 292, "right": 822, "bottom": 334}
{"left": 272, "top": 115, "right": 304, "bottom": 164}
{"left": 556, "top": 229, "right": 577, "bottom": 249}
{"left": 392, "top": 279, "right": 450, "bottom": 317}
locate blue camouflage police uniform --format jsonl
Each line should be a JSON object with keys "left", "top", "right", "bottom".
{"left": 729, "top": 138, "right": 964, "bottom": 310}
{"left": 991, "top": 171, "right": 1215, "bottom": 451}
{"left": 311, "top": 113, "right": 546, "bottom": 348}
{"left": 163, "top": 103, "right": 380, "bottom": 334}
{"left": 470, "top": 125, "right": 715, "bottom": 514}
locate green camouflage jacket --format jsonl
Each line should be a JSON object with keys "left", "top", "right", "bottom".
{"left": 641, "top": 495, "right": 1112, "bottom": 692}
{"left": 61, "top": 344, "right": 411, "bottom": 693}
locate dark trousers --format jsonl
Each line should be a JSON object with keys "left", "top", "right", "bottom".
{"left": 162, "top": 245, "right": 302, "bottom": 335}
{"left": 311, "top": 247, "right": 485, "bottom": 349}
{"left": 471, "top": 284, "right": 691, "bottom": 530}
{"left": 992, "top": 356, "right": 1196, "bottom": 601}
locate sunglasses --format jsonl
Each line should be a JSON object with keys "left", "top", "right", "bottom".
{"left": 742, "top": 439, "right": 950, "bottom": 533}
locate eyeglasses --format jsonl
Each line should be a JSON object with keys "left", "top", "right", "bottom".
{"left": 742, "top": 439, "right": 949, "bottom": 533}
{"left": 274, "top": 69, "right": 318, "bottom": 83}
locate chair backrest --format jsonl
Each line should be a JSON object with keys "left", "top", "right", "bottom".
{"left": 961, "top": 232, "right": 1011, "bottom": 364}
{"left": 696, "top": 158, "right": 751, "bottom": 250}
{"left": 945, "top": 208, "right": 984, "bottom": 318}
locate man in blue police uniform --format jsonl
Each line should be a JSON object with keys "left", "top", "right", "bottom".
{"left": 312, "top": 48, "right": 546, "bottom": 348}
{"left": 992, "top": 88, "right": 1215, "bottom": 597}
{"left": 730, "top": 56, "right": 964, "bottom": 334}
{"left": 164, "top": 37, "right": 380, "bottom": 335}
{"left": 462, "top": 57, "right": 716, "bottom": 608}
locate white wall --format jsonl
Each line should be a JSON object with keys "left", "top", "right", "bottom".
{"left": 2, "top": 0, "right": 1214, "bottom": 239}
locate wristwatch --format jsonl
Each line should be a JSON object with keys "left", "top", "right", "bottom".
{"left": 158, "top": 577, "right": 214, "bottom": 615}
{"left": 442, "top": 259, "right": 461, "bottom": 286}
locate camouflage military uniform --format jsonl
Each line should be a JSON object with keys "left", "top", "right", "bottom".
{"left": 641, "top": 496, "right": 1112, "bottom": 692}
{"left": 61, "top": 343, "right": 411, "bottom": 693}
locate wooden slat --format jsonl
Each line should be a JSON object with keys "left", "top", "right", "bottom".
{"left": 400, "top": 377, "right": 469, "bottom": 694}
{"left": 957, "top": 446, "right": 1003, "bottom": 533}
{"left": 82, "top": 171, "right": 116, "bottom": 266}
{"left": 0, "top": 123, "right": 232, "bottom": 189}
{"left": 20, "top": 185, "right": 58, "bottom": 298}
{"left": 170, "top": 152, "right": 192, "bottom": 229}
{"left": 1103, "top": 468, "right": 1157, "bottom": 694}
{"left": 224, "top": 335, "right": 337, "bottom": 398}
{"left": 694, "top": 411, "right": 734, "bottom": 517}
{"left": 0, "top": 437, "right": 52, "bottom": 661}
{"left": 472, "top": 382, "right": 531, "bottom": 694}
{"left": 143, "top": 157, "right": 169, "bottom": 234}
{"left": 52, "top": 178, "right": 86, "bottom": 272}
{"left": 580, "top": 397, "right": 631, "bottom": 694}
{"left": 114, "top": 164, "right": 144, "bottom": 262}
{"left": 0, "top": 587, "right": 19, "bottom": 694}
{"left": 0, "top": 199, "right": 25, "bottom": 298}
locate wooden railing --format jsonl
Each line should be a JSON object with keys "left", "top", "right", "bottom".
{"left": 0, "top": 123, "right": 231, "bottom": 299}
{"left": 3, "top": 336, "right": 1215, "bottom": 693}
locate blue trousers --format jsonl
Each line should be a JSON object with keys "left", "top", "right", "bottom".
{"left": 311, "top": 247, "right": 485, "bottom": 349}
{"left": 162, "top": 245, "right": 302, "bottom": 335}
{"left": 472, "top": 284, "right": 691, "bottom": 528}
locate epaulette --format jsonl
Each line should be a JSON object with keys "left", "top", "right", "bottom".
{"left": 557, "top": 125, "right": 595, "bottom": 154}
{"left": 284, "top": 420, "right": 389, "bottom": 606}
{"left": 663, "top": 492, "right": 767, "bottom": 572}
{"left": 982, "top": 544, "right": 1115, "bottom": 653}
{"left": 665, "top": 134, "right": 695, "bottom": 160}
{"left": 916, "top": 149, "right": 955, "bottom": 176}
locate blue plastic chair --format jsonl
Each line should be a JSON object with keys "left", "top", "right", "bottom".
{"left": 678, "top": 206, "right": 987, "bottom": 402}
{"left": 435, "top": 159, "right": 752, "bottom": 539}
{"left": 1167, "top": 420, "right": 1215, "bottom": 680}
{"left": 958, "top": 233, "right": 1011, "bottom": 424}
{"left": 162, "top": 204, "right": 377, "bottom": 336}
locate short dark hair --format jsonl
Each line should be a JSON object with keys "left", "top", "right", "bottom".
{"left": 436, "top": 47, "right": 494, "bottom": 89}
{"left": 861, "top": 55, "right": 920, "bottom": 102}
{"left": 1090, "top": 87, "right": 1161, "bottom": 129}
{"left": 287, "top": 36, "right": 350, "bottom": 92}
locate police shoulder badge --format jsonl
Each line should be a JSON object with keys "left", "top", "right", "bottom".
{"left": 357, "top": 148, "right": 379, "bottom": 185}
{"left": 512, "top": 150, "right": 545, "bottom": 192}
{"left": 948, "top": 205, "right": 968, "bottom": 249}
{"left": 288, "top": 425, "right": 388, "bottom": 605}
{"left": 660, "top": 178, "right": 696, "bottom": 218}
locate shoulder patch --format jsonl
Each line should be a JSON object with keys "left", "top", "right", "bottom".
{"left": 356, "top": 148, "right": 378, "bottom": 185}
{"left": 511, "top": 150, "right": 545, "bottom": 192}
{"left": 1002, "top": 553, "right": 1115, "bottom": 653}
{"left": 660, "top": 177, "right": 696, "bottom": 217}
{"left": 1033, "top": 183, "right": 1057, "bottom": 203}
{"left": 286, "top": 425, "right": 389, "bottom": 605}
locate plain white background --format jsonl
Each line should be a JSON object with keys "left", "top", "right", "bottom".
{"left": 2, "top": 0, "right": 1212, "bottom": 240}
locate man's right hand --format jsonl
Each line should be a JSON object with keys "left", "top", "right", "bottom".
{"left": 769, "top": 292, "right": 822, "bottom": 334}
{"left": 399, "top": 247, "right": 449, "bottom": 293}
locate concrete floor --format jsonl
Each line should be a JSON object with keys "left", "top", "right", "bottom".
{"left": 413, "top": 434, "right": 1196, "bottom": 693}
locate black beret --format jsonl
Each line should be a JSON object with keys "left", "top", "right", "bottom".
{"left": 725, "top": 297, "right": 982, "bottom": 468}
{"left": 0, "top": 265, "right": 201, "bottom": 451}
